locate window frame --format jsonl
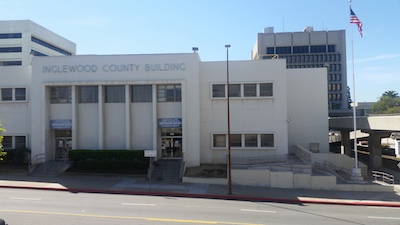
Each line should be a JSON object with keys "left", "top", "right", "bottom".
{"left": 104, "top": 85, "right": 125, "bottom": 103}
{"left": 50, "top": 86, "right": 72, "bottom": 104}
{"left": 78, "top": 86, "right": 98, "bottom": 103}
{"left": 157, "top": 84, "right": 181, "bottom": 102}
{"left": 212, "top": 133, "right": 275, "bottom": 149}
{"left": 131, "top": 85, "right": 152, "bottom": 103}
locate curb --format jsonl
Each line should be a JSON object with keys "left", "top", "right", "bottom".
{"left": 2, "top": 184, "right": 400, "bottom": 207}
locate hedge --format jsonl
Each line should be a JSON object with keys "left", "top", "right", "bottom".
{"left": 75, "top": 160, "right": 148, "bottom": 172}
{"left": 69, "top": 150, "right": 147, "bottom": 163}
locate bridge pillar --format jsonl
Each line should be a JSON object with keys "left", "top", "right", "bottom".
{"left": 367, "top": 131, "right": 390, "bottom": 169}
{"left": 340, "top": 130, "right": 351, "bottom": 156}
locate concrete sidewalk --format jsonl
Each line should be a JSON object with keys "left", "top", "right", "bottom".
{"left": 1, "top": 172, "right": 400, "bottom": 207}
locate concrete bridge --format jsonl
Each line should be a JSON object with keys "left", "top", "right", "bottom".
{"left": 329, "top": 115, "right": 400, "bottom": 169}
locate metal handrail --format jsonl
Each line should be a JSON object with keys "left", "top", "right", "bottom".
{"left": 28, "top": 153, "right": 45, "bottom": 174}
{"left": 58, "top": 153, "right": 69, "bottom": 174}
{"left": 372, "top": 170, "right": 394, "bottom": 185}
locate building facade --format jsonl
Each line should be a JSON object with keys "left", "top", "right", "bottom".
{"left": 0, "top": 21, "right": 329, "bottom": 168}
{"left": 252, "top": 27, "right": 350, "bottom": 117}
{"left": 0, "top": 20, "right": 76, "bottom": 66}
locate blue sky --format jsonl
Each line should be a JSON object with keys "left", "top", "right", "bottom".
{"left": 2, "top": 0, "right": 399, "bottom": 102}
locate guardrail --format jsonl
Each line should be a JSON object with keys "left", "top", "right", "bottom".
{"left": 294, "top": 145, "right": 311, "bottom": 164}
{"left": 28, "top": 153, "right": 45, "bottom": 174}
{"left": 58, "top": 153, "right": 69, "bottom": 174}
{"left": 372, "top": 170, "right": 394, "bottom": 185}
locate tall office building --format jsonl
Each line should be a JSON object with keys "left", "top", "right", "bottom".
{"left": 0, "top": 20, "right": 76, "bottom": 66}
{"left": 252, "top": 27, "right": 350, "bottom": 117}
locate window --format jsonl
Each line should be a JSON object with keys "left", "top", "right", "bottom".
{"left": 30, "top": 49, "right": 47, "bottom": 56}
{"left": 260, "top": 83, "right": 273, "bottom": 97}
{"left": 0, "top": 47, "right": 22, "bottom": 53}
{"left": 266, "top": 47, "right": 274, "bottom": 54}
{"left": 131, "top": 85, "right": 152, "bottom": 102}
{"left": 328, "top": 45, "right": 336, "bottom": 53}
{"left": 0, "top": 61, "right": 22, "bottom": 66}
{"left": 244, "top": 84, "right": 256, "bottom": 97}
{"left": 310, "top": 45, "right": 326, "bottom": 53}
{"left": 50, "top": 86, "right": 71, "bottom": 103}
{"left": 261, "top": 134, "right": 274, "bottom": 147}
{"left": 228, "top": 84, "right": 241, "bottom": 97}
{"left": 213, "top": 134, "right": 226, "bottom": 148}
{"left": 157, "top": 84, "right": 181, "bottom": 102}
{"left": 276, "top": 46, "right": 291, "bottom": 54}
{"left": 0, "top": 33, "right": 22, "bottom": 39}
{"left": 15, "top": 88, "right": 26, "bottom": 101}
{"left": 230, "top": 134, "right": 242, "bottom": 147}
{"left": 1, "top": 88, "right": 12, "bottom": 101}
{"left": 105, "top": 85, "right": 125, "bottom": 103}
{"left": 15, "top": 136, "right": 26, "bottom": 149}
{"left": 212, "top": 84, "right": 225, "bottom": 98}
{"left": 245, "top": 134, "right": 257, "bottom": 147}
{"left": 31, "top": 36, "right": 72, "bottom": 55}
{"left": 293, "top": 46, "right": 309, "bottom": 54}
{"left": 1, "top": 136, "right": 12, "bottom": 149}
{"left": 78, "top": 86, "right": 98, "bottom": 103}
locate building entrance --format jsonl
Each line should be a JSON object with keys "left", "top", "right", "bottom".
{"left": 161, "top": 128, "right": 182, "bottom": 158}
{"left": 55, "top": 130, "right": 72, "bottom": 160}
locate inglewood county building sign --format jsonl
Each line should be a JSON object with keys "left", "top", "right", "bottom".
{"left": 42, "top": 63, "right": 186, "bottom": 73}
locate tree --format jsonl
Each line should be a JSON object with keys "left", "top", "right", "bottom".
{"left": 372, "top": 91, "right": 400, "bottom": 114}
{"left": 0, "top": 121, "right": 6, "bottom": 161}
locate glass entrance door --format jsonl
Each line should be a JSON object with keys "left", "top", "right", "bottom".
{"left": 161, "top": 128, "right": 182, "bottom": 158}
{"left": 55, "top": 130, "right": 72, "bottom": 160}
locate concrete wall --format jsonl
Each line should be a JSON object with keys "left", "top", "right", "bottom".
{"left": 287, "top": 68, "right": 329, "bottom": 153}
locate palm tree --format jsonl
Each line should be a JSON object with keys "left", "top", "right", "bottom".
{"left": 382, "top": 90, "right": 399, "bottom": 98}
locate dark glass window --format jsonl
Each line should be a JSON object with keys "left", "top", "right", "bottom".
{"left": 1, "top": 88, "right": 12, "bottom": 101}
{"left": 1, "top": 136, "right": 12, "bottom": 149}
{"left": 276, "top": 46, "right": 291, "bottom": 54}
{"left": 0, "top": 61, "right": 22, "bottom": 66}
{"left": 244, "top": 84, "right": 256, "bottom": 97}
{"left": 260, "top": 83, "right": 273, "bottom": 97}
{"left": 230, "top": 134, "right": 242, "bottom": 147}
{"left": 328, "top": 45, "right": 336, "bottom": 52}
{"left": 131, "top": 85, "right": 152, "bottom": 102}
{"left": 266, "top": 47, "right": 275, "bottom": 54}
{"left": 0, "top": 33, "right": 22, "bottom": 39}
{"left": 228, "top": 84, "right": 241, "bottom": 97}
{"left": 293, "top": 46, "right": 309, "bottom": 54}
{"left": 15, "top": 88, "right": 26, "bottom": 101}
{"left": 79, "top": 86, "right": 98, "bottom": 103}
{"left": 30, "top": 50, "right": 48, "bottom": 56}
{"left": 0, "top": 47, "right": 22, "bottom": 53}
{"left": 213, "top": 134, "right": 226, "bottom": 147}
{"left": 245, "top": 134, "right": 257, "bottom": 147}
{"left": 157, "top": 84, "right": 181, "bottom": 102}
{"left": 310, "top": 45, "right": 326, "bottom": 53}
{"left": 105, "top": 85, "right": 125, "bottom": 103}
{"left": 212, "top": 84, "right": 225, "bottom": 98}
{"left": 261, "top": 134, "right": 274, "bottom": 147}
{"left": 31, "top": 36, "right": 72, "bottom": 55}
{"left": 15, "top": 136, "right": 26, "bottom": 149}
{"left": 50, "top": 86, "right": 72, "bottom": 103}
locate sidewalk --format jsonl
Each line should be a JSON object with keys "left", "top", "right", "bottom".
{"left": 1, "top": 172, "right": 400, "bottom": 207}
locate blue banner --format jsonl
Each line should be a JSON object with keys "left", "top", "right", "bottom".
{"left": 50, "top": 119, "right": 72, "bottom": 129}
{"left": 158, "top": 118, "right": 182, "bottom": 128}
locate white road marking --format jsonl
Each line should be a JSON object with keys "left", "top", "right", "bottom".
{"left": 10, "top": 197, "right": 42, "bottom": 201}
{"left": 122, "top": 203, "right": 156, "bottom": 207}
{"left": 367, "top": 206, "right": 400, "bottom": 209}
{"left": 241, "top": 209, "right": 276, "bottom": 213}
{"left": 368, "top": 216, "right": 400, "bottom": 220}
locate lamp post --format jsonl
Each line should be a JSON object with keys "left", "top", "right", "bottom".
{"left": 225, "top": 44, "right": 232, "bottom": 195}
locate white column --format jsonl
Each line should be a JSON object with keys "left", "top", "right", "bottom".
{"left": 98, "top": 85, "right": 104, "bottom": 149}
{"left": 152, "top": 84, "right": 158, "bottom": 158}
{"left": 125, "top": 85, "right": 130, "bottom": 149}
{"left": 71, "top": 85, "right": 78, "bottom": 149}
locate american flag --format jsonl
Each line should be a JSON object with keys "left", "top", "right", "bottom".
{"left": 350, "top": 7, "right": 363, "bottom": 38}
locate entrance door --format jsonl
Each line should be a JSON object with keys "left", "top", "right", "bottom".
{"left": 55, "top": 130, "right": 72, "bottom": 160}
{"left": 161, "top": 137, "right": 182, "bottom": 158}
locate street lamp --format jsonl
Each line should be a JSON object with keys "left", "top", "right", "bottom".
{"left": 225, "top": 44, "right": 232, "bottom": 195}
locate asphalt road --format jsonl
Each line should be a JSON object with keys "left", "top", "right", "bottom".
{"left": 1, "top": 188, "right": 400, "bottom": 225}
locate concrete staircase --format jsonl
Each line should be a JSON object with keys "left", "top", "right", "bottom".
{"left": 151, "top": 158, "right": 183, "bottom": 182}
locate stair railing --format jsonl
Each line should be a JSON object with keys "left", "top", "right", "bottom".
{"left": 28, "top": 153, "right": 45, "bottom": 174}
{"left": 58, "top": 152, "right": 69, "bottom": 174}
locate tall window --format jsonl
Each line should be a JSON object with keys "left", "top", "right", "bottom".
{"left": 50, "top": 86, "right": 71, "bottom": 103}
{"left": 157, "top": 84, "right": 181, "bottom": 102}
{"left": 260, "top": 83, "right": 273, "bottom": 97}
{"left": 105, "top": 85, "right": 125, "bottom": 103}
{"left": 78, "top": 86, "right": 98, "bottom": 103}
{"left": 131, "top": 85, "right": 152, "bottom": 102}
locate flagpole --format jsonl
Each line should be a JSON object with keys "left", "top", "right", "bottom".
{"left": 349, "top": 1, "right": 362, "bottom": 181}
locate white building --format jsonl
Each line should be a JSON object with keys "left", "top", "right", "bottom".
{"left": 0, "top": 20, "right": 329, "bottom": 169}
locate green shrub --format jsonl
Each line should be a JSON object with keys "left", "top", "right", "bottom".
{"left": 75, "top": 160, "right": 148, "bottom": 173}
{"left": 69, "top": 150, "right": 147, "bottom": 163}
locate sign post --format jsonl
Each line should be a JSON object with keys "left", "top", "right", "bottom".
{"left": 144, "top": 150, "right": 157, "bottom": 191}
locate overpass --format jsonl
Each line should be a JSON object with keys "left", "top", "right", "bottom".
{"left": 329, "top": 115, "right": 400, "bottom": 169}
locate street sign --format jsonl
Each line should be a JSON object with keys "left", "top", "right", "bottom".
{"left": 144, "top": 150, "right": 157, "bottom": 158}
